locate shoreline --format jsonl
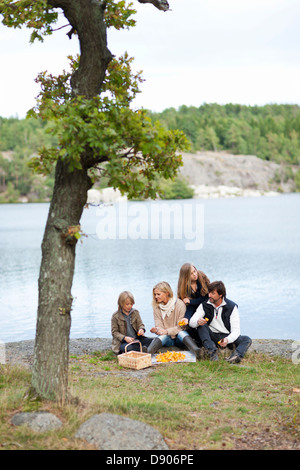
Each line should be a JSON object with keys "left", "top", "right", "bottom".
{"left": 1, "top": 186, "right": 291, "bottom": 206}
{"left": 86, "top": 186, "right": 285, "bottom": 205}
{"left": 2, "top": 338, "right": 296, "bottom": 367}
{"left": 2, "top": 151, "right": 299, "bottom": 204}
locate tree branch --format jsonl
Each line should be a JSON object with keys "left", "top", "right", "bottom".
{"left": 137, "top": 0, "right": 170, "bottom": 12}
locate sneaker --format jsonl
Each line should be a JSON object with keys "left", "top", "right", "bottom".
{"left": 209, "top": 350, "right": 219, "bottom": 361}
{"left": 226, "top": 352, "right": 241, "bottom": 364}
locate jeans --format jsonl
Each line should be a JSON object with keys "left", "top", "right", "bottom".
{"left": 196, "top": 324, "right": 252, "bottom": 358}
{"left": 119, "top": 335, "right": 153, "bottom": 353}
{"left": 158, "top": 330, "right": 189, "bottom": 347}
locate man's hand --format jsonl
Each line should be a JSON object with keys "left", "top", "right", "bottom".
{"left": 197, "top": 317, "right": 208, "bottom": 326}
{"left": 218, "top": 338, "right": 228, "bottom": 348}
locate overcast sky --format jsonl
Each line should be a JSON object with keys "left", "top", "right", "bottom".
{"left": 1, "top": 0, "right": 300, "bottom": 118}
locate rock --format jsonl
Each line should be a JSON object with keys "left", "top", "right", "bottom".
{"left": 11, "top": 412, "right": 62, "bottom": 432}
{"left": 98, "top": 187, "right": 127, "bottom": 203}
{"left": 69, "top": 337, "right": 112, "bottom": 355}
{"left": 86, "top": 189, "right": 102, "bottom": 204}
{"left": 180, "top": 151, "right": 296, "bottom": 195}
{"left": 86, "top": 152, "right": 294, "bottom": 202}
{"left": 191, "top": 184, "right": 279, "bottom": 199}
{"left": 249, "top": 339, "right": 294, "bottom": 359}
{"left": 87, "top": 187, "right": 127, "bottom": 204}
{"left": 75, "top": 413, "right": 169, "bottom": 450}
{"left": 4, "top": 338, "right": 113, "bottom": 367}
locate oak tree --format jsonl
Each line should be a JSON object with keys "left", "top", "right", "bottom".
{"left": 0, "top": 0, "right": 188, "bottom": 401}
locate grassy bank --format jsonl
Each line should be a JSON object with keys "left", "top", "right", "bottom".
{"left": 0, "top": 350, "right": 299, "bottom": 450}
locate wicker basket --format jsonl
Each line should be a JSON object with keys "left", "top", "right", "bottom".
{"left": 118, "top": 341, "right": 152, "bottom": 370}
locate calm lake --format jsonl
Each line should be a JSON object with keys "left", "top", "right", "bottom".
{"left": 0, "top": 193, "right": 300, "bottom": 343}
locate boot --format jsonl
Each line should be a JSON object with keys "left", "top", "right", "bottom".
{"left": 147, "top": 337, "right": 163, "bottom": 355}
{"left": 183, "top": 335, "right": 202, "bottom": 360}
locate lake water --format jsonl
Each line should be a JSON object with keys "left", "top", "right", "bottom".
{"left": 0, "top": 193, "right": 300, "bottom": 343}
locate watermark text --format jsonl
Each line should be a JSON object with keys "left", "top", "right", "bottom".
{"left": 96, "top": 201, "right": 204, "bottom": 251}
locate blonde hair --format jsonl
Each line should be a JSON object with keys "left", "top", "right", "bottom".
{"left": 117, "top": 291, "right": 135, "bottom": 312}
{"left": 152, "top": 281, "right": 173, "bottom": 306}
{"left": 177, "top": 263, "right": 194, "bottom": 300}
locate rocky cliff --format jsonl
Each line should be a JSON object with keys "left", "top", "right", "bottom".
{"left": 179, "top": 151, "right": 296, "bottom": 198}
{"left": 87, "top": 151, "right": 297, "bottom": 203}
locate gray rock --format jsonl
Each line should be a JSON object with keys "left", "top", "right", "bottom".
{"left": 180, "top": 151, "right": 296, "bottom": 193}
{"left": 11, "top": 411, "right": 62, "bottom": 432}
{"left": 249, "top": 339, "right": 294, "bottom": 359}
{"left": 75, "top": 413, "right": 169, "bottom": 450}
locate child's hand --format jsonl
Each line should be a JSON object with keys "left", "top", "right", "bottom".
{"left": 125, "top": 336, "right": 134, "bottom": 343}
{"left": 137, "top": 329, "right": 144, "bottom": 336}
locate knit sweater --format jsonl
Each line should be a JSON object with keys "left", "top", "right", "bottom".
{"left": 153, "top": 298, "right": 186, "bottom": 338}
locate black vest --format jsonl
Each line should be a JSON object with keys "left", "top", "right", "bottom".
{"left": 202, "top": 298, "right": 238, "bottom": 332}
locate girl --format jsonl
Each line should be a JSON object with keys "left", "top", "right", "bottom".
{"left": 177, "top": 263, "right": 210, "bottom": 321}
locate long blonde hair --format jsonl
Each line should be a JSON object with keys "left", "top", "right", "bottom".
{"left": 177, "top": 263, "right": 210, "bottom": 299}
{"left": 177, "top": 263, "right": 194, "bottom": 300}
{"left": 152, "top": 281, "right": 173, "bottom": 307}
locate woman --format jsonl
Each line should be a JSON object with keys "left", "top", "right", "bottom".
{"left": 147, "top": 281, "right": 201, "bottom": 359}
{"left": 177, "top": 263, "right": 210, "bottom": 321}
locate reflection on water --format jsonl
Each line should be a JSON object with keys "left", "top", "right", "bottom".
{"left": 0, "top": 194, "right": 300, "bottom": 342}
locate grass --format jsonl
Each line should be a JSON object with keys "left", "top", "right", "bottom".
{"left": 0, "top": 350, "right": 299, "bottom": 450}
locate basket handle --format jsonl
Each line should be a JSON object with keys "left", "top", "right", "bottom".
{"left": 125, "top": 340, "right": 142, "bottom": 353}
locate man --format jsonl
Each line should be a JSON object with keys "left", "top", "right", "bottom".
{"left": 189, "top": 281, "right": 252, "bottom": 362}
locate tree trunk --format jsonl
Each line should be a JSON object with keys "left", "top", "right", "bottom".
{"left": 31, "top": 160, "right": 92, "bottom": 402}
{"left": 30, "top": 0, "right": 112, "bottom": 402}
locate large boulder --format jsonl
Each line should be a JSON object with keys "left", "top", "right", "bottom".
{"left": 75, "top": 413, "right": 168, "bottom": 450}
{"left": 11, "top": 411, "right": 62, "bottom": 432}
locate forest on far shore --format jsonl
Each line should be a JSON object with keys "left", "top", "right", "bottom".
{"left": 149, "top": 103, "right": 300, "bottom": 164}
{"left": 1, "top": 103, "right": 300, "bottom": 203}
